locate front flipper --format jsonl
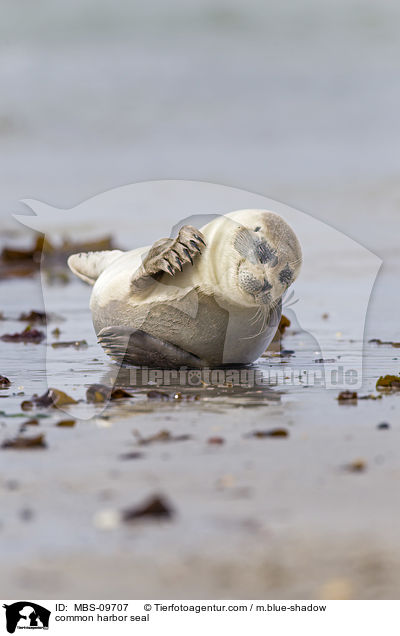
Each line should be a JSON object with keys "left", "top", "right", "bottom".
{"left": 98, "top": 326, "right": 206, "bottom": 369}
{"left": 131, "top": 225, "right": 206, "bottom": 293}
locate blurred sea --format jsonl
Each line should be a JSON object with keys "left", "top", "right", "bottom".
{"left": 1, "top": 0, "right": 400, "bottom": 333}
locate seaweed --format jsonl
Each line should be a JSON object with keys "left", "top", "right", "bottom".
{"left": 134, "top": 429, "right": 192, "bottom": 445}
{"left": 0, "top": 235, "right": 45, "bottom": 278}
{"left": 278, "top": 314, "right": 291, "bottom": 335}
{"left": 86, "top": 384, "right": 111, "bottom": 403}
{"left": 246, "top": 428, "right": 289, "bottom": 438}
{"left": 110, "top": 388, "right": 133, "bottom": 400}
{"left": 0, "top": 234, "right": 117, "bottom": 280}
{"left": 86, "top": 384, "right": 133, "bottom": 403}
{"left": 337, "top": 391, "right": 358, "bottom": 403}
{"left": 2, "top": 433, "right": 47, "bottom": 449}
{"left": 0, "top": 411, "right": 48, "bottom": 418}
{"left": 22, "top": 388, "right": 78, "bottom": 410}
{"left": 122, "top": 495, "right": 173, "bottom": 522}
{"left": 1, "top": 326, "right": 45, "bottom": 343}
{"left": 18, "top": 310, "right": 47, "bottom": 325}
{"left": 56, "top": 419, "right": 76, "bottom": 427}
{"left": 376, "top": 374, "right": 400, "bottom": 391}
{"left": 0, "top": 375, "right": 11, "bottom": 388}
{"left": 369, "top": 338, "right": 400, "bottom": 348}
{"left": 51, "top": 340, "right": 88, "bottom": 349}
{"left": 23, "top": 418, "right": 39, "bottom": 426}
{"left": 265, "top": 314, "right": 291, "bottom": 353}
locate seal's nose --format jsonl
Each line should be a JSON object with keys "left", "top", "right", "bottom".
{"left": 261, "top": 279, "right": 272, "bottom": 293}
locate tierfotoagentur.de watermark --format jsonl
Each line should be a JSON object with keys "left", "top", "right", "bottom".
{"left": 127, "top": 365, "right": 360, "bottom": 388}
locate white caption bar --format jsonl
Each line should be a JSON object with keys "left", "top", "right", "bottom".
{"left": 1, "top": 599, "right": 398, "bottom": 635}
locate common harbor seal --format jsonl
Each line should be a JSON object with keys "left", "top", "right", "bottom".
{"left": 68, "top": 210, "right": 302, "bottom": 368}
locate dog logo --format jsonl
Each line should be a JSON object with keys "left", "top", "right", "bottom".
{"left": 2, "top": 602, "right": 51, "bottom": 633}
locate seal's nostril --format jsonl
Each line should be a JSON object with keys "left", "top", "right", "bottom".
{"left": 261, "top": 279, "right": 272, "bottom": 292}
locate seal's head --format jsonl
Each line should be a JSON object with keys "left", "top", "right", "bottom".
{"left": 203, "top": 209, "right": 302, "bottom": 308}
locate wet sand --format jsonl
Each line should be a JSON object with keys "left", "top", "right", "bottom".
{"left": 1, "top": 262, "right": 400, "bottom": 598}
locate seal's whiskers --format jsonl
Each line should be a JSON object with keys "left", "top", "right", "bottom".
{"left": 249, "top": 306, "right": 263, "bottom": 325}
{"left": 241, "top": 305, "right": 270, "bottom": 340}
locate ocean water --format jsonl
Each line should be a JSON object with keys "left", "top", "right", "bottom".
{"left": 1, "top": 0, "right": 399, "bottom": 323}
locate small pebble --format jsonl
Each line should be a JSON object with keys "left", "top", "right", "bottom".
{"left": 207, "top": 436, "right": 225, "bottom": 445}
{"left": 20, "top": 508, "right": 34, "bottom": 522}
{"left": 119, "top": 451, "right": 144, "bottom": 460}
{"left": 346, "top": 459, "right": 367, "bottom": 473}
{"left": 56, "top": 419, "right": 76, "bottom": 427}
{"left": 93, "top": 508, "right": 120, "bottom": 530}
{"left": 5, "top": 479, "right": 19, "bottom": 490}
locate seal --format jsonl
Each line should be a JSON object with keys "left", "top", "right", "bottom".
{"left": 68, "top": 209, "right": 302, "bottom": 367}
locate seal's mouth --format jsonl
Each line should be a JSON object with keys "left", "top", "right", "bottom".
{"left": 258, "top": 279, "right": 273, "bottom": 294}
{"left": 237, "top": 263, "right": 275, "bottom": 306}
{"left": 254, "top": 289, "right": 273, "bottom": 305}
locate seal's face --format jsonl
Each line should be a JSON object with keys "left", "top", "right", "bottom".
{"left": 230, "top": 211, "right": 302, "bottom": 307}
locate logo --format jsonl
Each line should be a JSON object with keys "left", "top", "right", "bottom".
{"left": 2, "top": 603, "right": 51, "bottom": 633}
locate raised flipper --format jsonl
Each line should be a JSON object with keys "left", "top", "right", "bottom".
{"left": 131, "top": 225, "right": 206, "bottom": 293}
{"left": 68, "top": 250, "right": 123, "bottom": 285}
{"left": 98, "top": 326, "right": 207, "bottom": 369}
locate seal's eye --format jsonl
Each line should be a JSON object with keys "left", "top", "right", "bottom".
{"left": 279, "top": 265, "right": 293, "bottom": 286}
{"left": 254, "top": 226, "right": 261, "bottom": 232}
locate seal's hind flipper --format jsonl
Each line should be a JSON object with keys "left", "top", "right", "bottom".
{"left": 131, "top": 225, "right": 206, "bottom": 293}
{"left": 97, "top": 326, "right": 205, "bottom": 369}
{"left": 68, "top": 250, "right": 123, "bottom": 285}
